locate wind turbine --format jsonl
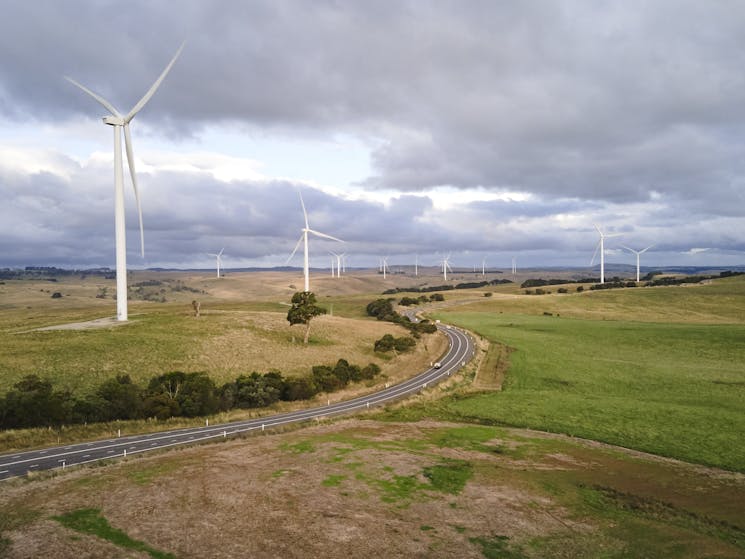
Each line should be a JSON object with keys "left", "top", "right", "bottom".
{"left": 330, "top": 251, "right": 343, "bottom": 278}
{"left": 66, "top": 43, "right": 184, "bottom": 321}
{"left": 381, "top": 257, "right": 390, "bottom": 279}
{"left": 286, "top": 191, "right": 343, "bottom": 292}
{"left": 591, "top": 224, "right": 622, "bottom": 284}
{"left": 414, "top": 254, "right": 418, "bottom": 277}
{"left": 208, "top": 248, "right": 224, "bottom": 278}
{"left": 481, "top": 257, "right": 486, "bottom": 277}
{"left": 441, "top": 255, "right": 452, "bottom": 281}
{"left": 512, "top": 256, "right": 516, "bottom": 276}
{"left": 622, "top": 244, "right": 654, "bottom": 282}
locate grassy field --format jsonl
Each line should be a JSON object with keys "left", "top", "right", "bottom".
{"left": 429, "top": 277, "right": 745, "bottom": 472}
{"left": 2, "top": 269, "right": 745, "bottom": 557}
{"left": 0, "top": 273, "right": 451, "bottom": 397}
{"left": 2, "top": 420, "right": 743, "bottom": 558}
{"left": 453, "top": 274, "right": 745, "bottom": 323}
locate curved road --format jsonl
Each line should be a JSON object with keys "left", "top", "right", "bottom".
{"left": 0, "top": 324, "right": 474, "bottom": 481}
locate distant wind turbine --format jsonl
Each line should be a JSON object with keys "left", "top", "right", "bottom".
{"left": 512, "top": 256, "right": 516, "bottom": 276}
{"left": 381, "top": 257, "right": 390, "bottom": 279}
{"left": 622, "top": 244, "right": 654, "bottom": 282}
{"left": 481, "top": 257, "right": 486, "bottom": 277}
{"left": 441, "top": 255, "right": 452, "bottom": 281}
{"left": 286, "top": 191, "right": 343, "bottom": 292}
{"left": 208, "top": 248, "right": 224, "bottom": 278}
{"left": 591, "top": 224, "right": 622, "bottom": 284}
{"left": 414, "top": 254, "right": 418, "bottom": 277}
{"left": 330, "top": 251, "right": 343, "bottom": 278}
{"left": 66, "top": 44, "right": 184, "bottom": 321}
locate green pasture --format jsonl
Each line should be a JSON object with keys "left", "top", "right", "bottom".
{"left": 455, "top": 275, "right": 745, "bottom": 324}
{"left": 435, "top": 311, "right": 745, "bottom": 471}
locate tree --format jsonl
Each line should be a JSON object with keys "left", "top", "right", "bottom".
{"left": 287, "top": 291, "right": 326, "bottom": 344}
{"left": 97, "top": 374, "right": 144, "bottom": 421}
{"left": 1, "top": 375, "right": 72, "bottom": 428}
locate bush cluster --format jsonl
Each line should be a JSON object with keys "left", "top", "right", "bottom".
{"left": 0, "top": 360, "right": 382, "bottom": 430}
{"left": 398, "top": 294, "right": 443, "bottom": 306}
{"left": 374, "top": 334, "right": 416, "bottom": 353}
{"left": 365, "top": 299, "right": 438, "bottom": 337}
{"left": 590, "top": 281, "right": 637, "bottom": 290}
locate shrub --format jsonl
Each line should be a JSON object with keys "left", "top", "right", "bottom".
{"left": 374, "top": 334, "right": 396, "bottom": 352}
{"left": 282, "top": 377, "right": 318, "bottom": 401}
{"left": 366, "top": 298, "right": 397, "bottom": 320}
{"left": 393, "top": 336, "right": 416, "bottom": 352}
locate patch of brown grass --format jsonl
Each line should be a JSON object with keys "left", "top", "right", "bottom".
{"left": 3, "top": 420, "right": 744, "bottom": 558}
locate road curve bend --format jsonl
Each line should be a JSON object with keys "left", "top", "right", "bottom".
{"left": 0, "top": 324, "right": 474, "bottom": 481}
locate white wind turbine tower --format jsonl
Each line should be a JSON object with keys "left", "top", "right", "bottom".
{"left": 330, "top": 251, "right": 343, "bottom": 278}
{"left": 622, "top": 244, "right": 654, "bottom": 282}
{"left": 441, "top": 255, "right": 452, "bottom": 281}
{"left": 414, "top": 254, "right": 418, "bottom": 277}
{"left": 591, "top": 224, "right": 622, "bottom": 284}
{"left": 512, "top": 256, "right": 516, "bottom": 276}
{"left": 66, "top": 43, "right": 184, "bottom": 321}
{"left": 208, "top": 248, "right": 225, "bottom": 278}
{"left": 481, "top": 257, "right": 486, "bottom": 277}
{"left": 381, "top": 257, "right": 390, "bottom": 279}
{"left": 286, "top": 191, "right": 343, "bottom": 292}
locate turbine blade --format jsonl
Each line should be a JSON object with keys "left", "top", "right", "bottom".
{"left": 219, "top": 248, "right": 225, "bottom": 256}
{"left": 298, "top": 191, "right": 309, "bottom": 229}
{"left": 620, "top": 245, "right": 636, "bottom": 254}
{"left": 125, "top": 42, "right": 185, "bottom": 122}
{"left": 123, "top": 124, "right": 145, "bottom": 257}
{"left": 307, "top": 229, "right": 344, "bottom": 243}
{"left": 286, "top": 234, "right": 304, "bottom": 264}
{"left": 590, "top": 240, "right": 601, "bottom": 266}
{"left": 640, "top": 244, "right": 655, "bottom": 253}
{"left": 65, "top": 77, "right": 121, "bottom": 117}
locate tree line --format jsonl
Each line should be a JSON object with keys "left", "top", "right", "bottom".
{"left": 0, "top": 360, "right": 381, "bottom": 430}
{"left": 382, "top": 278, "right": 512, "bottom": 295}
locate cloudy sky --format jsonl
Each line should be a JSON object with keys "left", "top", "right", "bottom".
{"left": 2, "top": 0, "right": 744, "bottom": 271}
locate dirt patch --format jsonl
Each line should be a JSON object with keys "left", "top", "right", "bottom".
{"left": 30, "top": 317, "right": 132, "bottom": 332}
{"left": 0, "top": 421, "right": 579, "bottom": 558}
{"left": 3, "top": 420, "right": 742, "bottom": 558}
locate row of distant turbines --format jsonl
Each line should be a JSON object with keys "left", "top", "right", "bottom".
{"left": 69, "top": 43, "right": 656, "bottom": 322}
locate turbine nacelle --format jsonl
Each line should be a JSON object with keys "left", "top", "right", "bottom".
{"left": 103, "top": 116, "right": 125, "bottom": 126}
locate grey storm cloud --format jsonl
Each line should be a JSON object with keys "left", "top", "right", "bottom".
{"left": 2, "top": 1, "right": 745, "bottom": 205}
{"left": 1, "top": 1, "right": 745, "bottom": 268}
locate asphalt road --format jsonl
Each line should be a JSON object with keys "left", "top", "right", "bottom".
{"left": 0, "top": 324, "right": 474, "bottom": 481}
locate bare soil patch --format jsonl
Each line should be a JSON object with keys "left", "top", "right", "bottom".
{"left": 2, "top": 420, "right": 743, "bottom": 558}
